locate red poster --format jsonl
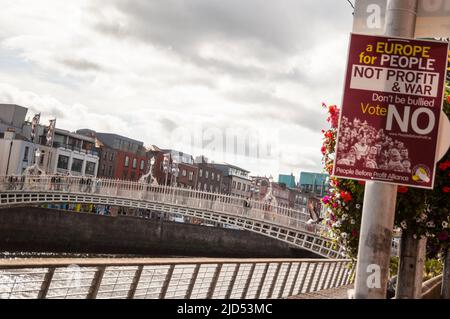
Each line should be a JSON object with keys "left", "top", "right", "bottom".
{"left": 333, "top": 34, "right": 449, "bottom": 189}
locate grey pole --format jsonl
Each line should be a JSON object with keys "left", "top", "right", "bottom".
{"left": 353, "top": 0, "right": 418, "bottom": 299}
{"left": 442, "top": 245, "right": 450, "bottom": 299}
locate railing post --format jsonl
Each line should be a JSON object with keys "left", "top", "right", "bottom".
{"left": 297, "top": 263, "right": 310, "bottom": 294}
{"left": 38, "top": 267, "right": 55, "bottom": 299}
{"left": 159, "top": 265, "right": 175, "bottom": 299}
{"left": 325, "top": 263, "right": 337, "bottom": 289}
{"left": 267, "top": 263, "right": 282, "bottom": 299}
{"left": 255, "top": 263, "right": 270, "bottom": 299}
{"left": 305, "top": 263, "right": 317, "bottom": 293}
{"left": 240, "top": 263, "right": 256, "bottom": 299}
{"left": 185, "top": 264, "right": 201, "bottom": 299}
{"left": 277, "top": 262, "right": 292, "bottom": 299}
{"left": 88, "top": 266, "right": 106, "bottom": 299}
{"left": 330, "top": 262, "right": 342, "bottom": 288}
{"left": 206, "top": 264, "right": 223, "bottom": 299}
{"left": 288, "top": 263, "right": 302, "bottom": 297}
{"left": 224, "top": 264, "right": 240, "bottom": 299}
{"left": 312, "top": 263, "right": 325, "bottom": 292}
{"left": 127, "top": 265, "right": 144, "bottom": 299}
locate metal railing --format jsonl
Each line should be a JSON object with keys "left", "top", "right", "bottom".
{"left": 0, "top": 175, "right": 340, "bottom": 258}
{"left": 0, "top": 258, "right": 353, "bottom": 299}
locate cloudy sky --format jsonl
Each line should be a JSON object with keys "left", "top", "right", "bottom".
{"left": 0, "top": 0, "right": 354, "bottom": 178}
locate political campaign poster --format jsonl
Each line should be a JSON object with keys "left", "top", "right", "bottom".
{"left": 333, "top": 33, "right": 448, "bottom": 189}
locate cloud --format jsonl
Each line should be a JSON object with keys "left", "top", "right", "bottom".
{"left": 59, "top": 58, "right": 104, "bottom": 72}
{"left": 0, "top": 0, "right": 353, "bottom": 177}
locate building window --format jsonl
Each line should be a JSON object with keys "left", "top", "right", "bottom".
{"left": 132, "top": 158, "right": 137, "bottom": 169}
{"left": 198, "top": 182, "right": 202, "bottom": 189}
{"left": 215, "top": 186, "right": 219, "bottom": 193}
{"left": 108, "top": 166, "right": 113, "bottom": 176}
{"left": 182, "top": 169, "right": 187, "bottom": 177}
{"left": 199, "top": 169, "right": 203, "bottom": 177}
{"left": 247, "top": 184, "right": 251, "bottom": 192}
{"left": 85, "top": 161, "right": 96, "bottom": 175}
{"left": 205, "top": 170, "right": 209, "bottom": 179}
{"left": 210, "top": 185, "right": 213, "bottom": 192}
{"left": 217, "top": 175, "right": 220, "bottom": 182}
{"left": 101, "top": 164, "right": 105, "bottom": 175}
{"left": 39, "top": 151, "right": 45, "bottom": 165}
{"left": 57, "top": 155, "right": 69, "bottom": 170}
{"left": 125, "top": 156, "right": 129, "bottom": 167}
{"left": 232, "top": 181, "right": 236, "bottom": 189}
{"left": 237, "top": 182, "right": 241, "bottom": 191}
{"left": 103, "top": 152, "right": 107, "bottom": 160}
{"left": 23, "top": 146, "right": 29, "bottom": 162}
{"left": 140, "top": 160, "right": 144, "bottom": 170}
{"left": 211, "top": 172, "right": 215, "bottom": 180}
{"left": 203, "top": 183, "right": 207, "bottom": 191}
{"left": 188, "top": 171, "right": 193, "bottom": 181}
{"left": 109, "top": 152, "right": 114, "bottom": 161}
{"left": 71, "top": 158, "right": 83, "bottom": 173}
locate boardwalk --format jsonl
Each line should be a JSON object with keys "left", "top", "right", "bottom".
{"left": 288, "top": 285, "right": 353, "bottom": 299}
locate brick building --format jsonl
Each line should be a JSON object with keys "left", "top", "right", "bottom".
{"left": 194, "top": 156, "right": 223, "bottom": 193}
{"left": 77, "top": 130, "right": 149, "bottom": 180}
{"left": 149, "top": 148, "right": 198, "bottom": 189}
{"left": 211, "top": 163, "right": 251, "bottom": 197}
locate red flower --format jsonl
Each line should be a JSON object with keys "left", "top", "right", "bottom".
{"left": 351, "top": 229, "right": 359, "bottom": 238}
{"left": 438, "top": 231, "right": 449, "bottom": 242}
{"left": 357, "top": 180, "right": 366, "bottom": 185}
{"left": 340, "top": 191, "right": 352, "bottom": 203}
{"left": 443, "top": 187, "right": 450, "bottom": 193}
{"left": 397, "top": 186, "right": 408, "bottom": 193}
{"left": 439, "top": 161, "right": 450, "bottom": 171}
{"left": 325, "top": 131, "right": 333, "bottom": 139}
{"left": 321, "top": 146, "right": 327, "bottom": 155}
{"left": 447, "top": 95, "right": 450, "bottom": 104}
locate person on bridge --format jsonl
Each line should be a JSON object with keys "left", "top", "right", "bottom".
{"left": 306, "top": 200, "right": 323, "bottom": 225}
{"left": 243, "top": 197, "right": 251, "bottom": 215}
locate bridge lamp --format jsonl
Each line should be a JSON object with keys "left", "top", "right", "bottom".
{"left": 35, "top": 149, "right": 42, "bottom": 165}
{"left": 171, "top": 160, "right": 179, "bottom": 186}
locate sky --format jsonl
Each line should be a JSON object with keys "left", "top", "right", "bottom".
{"left": 0, "top": 0, "right": 354, "bottom": 179}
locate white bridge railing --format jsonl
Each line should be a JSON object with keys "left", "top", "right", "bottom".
{"left": 0, "top": 175, "right": 339, "bottom": 258}
{"left": 0, "top": 258, "right": 353, "bottom": 299}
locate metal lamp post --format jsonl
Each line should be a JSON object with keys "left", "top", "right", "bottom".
{"left": 171, "top": 160, "right": 179, "bottom": 187}
{"left": 163, "top": 155, "right": 170, "bottom": 186}
{"left": 139, "top": 156, "right": 156, "bottom": 185}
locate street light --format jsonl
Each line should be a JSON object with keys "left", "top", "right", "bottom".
{"left": 139, "top": 156, "right": 156, "bottom": 185}
{"left": 35, "top": 148, "right": 42, "bottom": 166}
{"left": 170, "top": 160, "right": 179, "bottom": 187}
{"left": 163, "top": 154, "right": 170, "bottom": 186}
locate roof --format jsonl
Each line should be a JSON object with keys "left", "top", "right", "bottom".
{"left": 299, "top": 172, "right": 328, "bottom": 185}
{"left": 55, "top": 128, "right": 96, "bottom": 143}
{"left": 278, "top": 174, "right": 296, "bottom": 188}
{"left": 91, "top": 132, "right": 143, "bottom": 149}
{"left": 210, "top": 163, "right": 250, "bottom": 174}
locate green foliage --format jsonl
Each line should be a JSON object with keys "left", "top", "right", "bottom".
{"left": 423, "top": 258, "right": 443, "bottom": 281}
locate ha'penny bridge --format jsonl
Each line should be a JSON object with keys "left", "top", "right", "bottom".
{"left": 0, "top": 175, "right": 352, "bottom": 299}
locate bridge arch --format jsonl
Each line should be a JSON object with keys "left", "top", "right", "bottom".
{"left": 0, "top": 175, "right": 341, "bottom": 258}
